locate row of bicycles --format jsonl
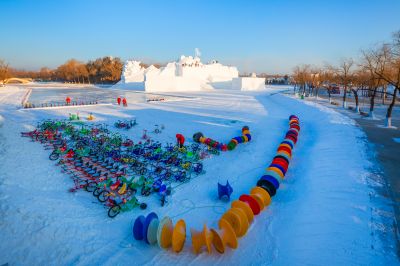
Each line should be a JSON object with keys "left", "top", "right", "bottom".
{"left": 114, "top": 119, "right": 137, "bottom": 130}
{"left": 21, "top": 119, "right": 213, "bottom": 218}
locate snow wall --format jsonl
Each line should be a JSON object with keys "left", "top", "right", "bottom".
{"left": 116, "top": 56, "right": 239, "bottom": 92}
{"left": 232, "top": 77, "right": 266, "bottom": 91}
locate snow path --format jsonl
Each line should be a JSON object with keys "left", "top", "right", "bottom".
{"left": 0, "top": 86, "right": 397, "bottom": 265}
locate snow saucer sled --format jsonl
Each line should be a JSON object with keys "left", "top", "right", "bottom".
{"left": 157, "top": 216, "right": 173, "bottom": 248}
{"left": 133, "top": 212, "right": 159, "bottom": 244}
{"left": 271, "top": 158, "right": 289, "bottom": 172}
{"left": 259, "top": 176, "right": 278, "bottom": 196}
{"left": 193, "top": 126, "right": 251, "bottom": 152}
{"left": 264, "top": 169, "right": 283, "bottom": 183}
{"left": 146, "top": 213, "right": 159, "bottom": 244}
{"left": 133, "top": 214, "right": 187, "bottom": 253}
{"left": 239, "top": 194, "right": 261, "bottom": 215}
{"left": 259, "top": 175, "right": 280, "bottom": 189}
{"left": 191, "top": 224, "right": 213, "bottom": 254}
{"left": 269, "top": 162, "right": 287, "bottom": 176}
{"left": 210, "top": 219, "right": 238, "bottom": 253}
{"left": 133, "top": 215, "right": 146, "bottom": 240}
{"left": 172, "top": 219, "right": 186, "bottom": 252}
{"left": 250, "top": 186, "right": 271, "bottom": 208}
{"left": 231, "top": 200, "right": 254, "bottom": 223}
{"left": 220, "top": 207, "right": 249, "bottom": 237}
{"left": 157, "top": 216, "right": 187, "bottom": 252}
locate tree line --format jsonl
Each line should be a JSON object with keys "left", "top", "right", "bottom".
{"left": 0, "top": 56, "right": 123, "bottom": 84}
{"left": 292, "top": 30, "right": 400, "bottom": 127}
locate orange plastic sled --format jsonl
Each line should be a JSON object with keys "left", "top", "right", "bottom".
{"left": 191, "top": 224, "right": 213, "bottom": 254}
{"left": 211, "top": 218, "right": 238, "bottom": 253}
{"left": 157, "top": 216, "right": 173, "bottom": 249}
{"left": 266, "top": 166, "right": 285, "bottom": 179}
{"left": 172, "top": 219, "right": 186, "bottom": 253}
{"left": 221, "top": 207, "right": 249, "bottom": 237}
{"left": 231, "top": 200, "right": 254, "bottom": 223}
{"left": 250, "top": 186, "right": 271, "bottom": 209}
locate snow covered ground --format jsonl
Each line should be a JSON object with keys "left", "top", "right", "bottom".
{"left": 0, "top": 84, "right": 398, "bottom": 265}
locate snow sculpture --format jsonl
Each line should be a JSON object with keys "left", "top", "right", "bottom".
{"left": 232, "top": 74, "right": 266, "bottom": 91}
{"left": 121, "top": 61, "right": 145, "bottom": 83}
{"left": 117, "top": 54, "right": 239, "bottom": 92}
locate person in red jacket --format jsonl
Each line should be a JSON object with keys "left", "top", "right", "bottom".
{"left": 66, "top": 96, "right": 71, "bottom": 105}
{"left": 66, "top": 149, "right": 74, "bottom": 158}
{"left": 117, "top": 96, "right": 121, "bottom": 105}
{"left": 176, "top": 134, "right": 185, "bottom": 148}
{"left": 122, "top": 98, "right": 127, "bottom": 107}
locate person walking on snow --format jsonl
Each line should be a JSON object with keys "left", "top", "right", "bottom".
{"left": 66, "top": 96, "right": 71, "bottom": 105}
{"left": 117, "top": 96, "right": 121, "bottom": 105}
{"left": 122, "top": 98, "right": 127, "bottom": 107}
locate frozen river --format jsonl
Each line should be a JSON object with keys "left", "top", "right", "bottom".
{"left": 26, "top": 86, "right": 196, "bottom": 106}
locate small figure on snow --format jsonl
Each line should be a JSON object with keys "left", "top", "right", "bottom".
{"left": 176, "top": 133, "right": 185, "bottom": 148}
{"left": 87, "top": 113, "right": 94, "bottom": 121}
{"left": 66, "top": 149, "right": 75, "bottom": 159}
{"left": 142, "top": 129, "right": 149, "bottom": 140}
{"left": 122, "top": 98, "right": 127, "bottom": 107}
{"left": 117, "top": 96, "right": 121, "bottom": 105}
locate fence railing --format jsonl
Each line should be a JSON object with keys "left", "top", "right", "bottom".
{"left": 23, "top": 101, "right": 99, "bottom": 108}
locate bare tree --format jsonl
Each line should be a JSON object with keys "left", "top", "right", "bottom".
{"left": 85, "top": 57, "right": 122, "bottom": 84}
{"left": 332, "top": 58, "right": 354, "bottom": 109}
{"left": 372, "top": 32, "right": 400, "bottom": 127}
{"left": 352, "top": 69, "right": 370, "bottom": 113}
{"left": 292, "top": 64, "right": 311, "bottom": 97}
{"left": 320, "top": 67, "right": 336, "bottom": 103}
{"left": 39, "top": 67, "right": 53, "bottom": 81}
{"left": 55, "top": 59, "right": 91, "bottom": 84}
{"left": 77, "top": 64, "right": 89, "bottom": 84}
{"left": 361, "top": 32, "right": 400, "bottom": 126}
{"left": 361, "top": 50, "right": 385, "bottom": 118}
{"left": 86, "top": 61, "right": 97, "bottom": 84}
{"left": 0, "top": 59, "right": 10, "bottom": 82}
{"left": 310, "top": 67, "right": 325, "bottom": 98}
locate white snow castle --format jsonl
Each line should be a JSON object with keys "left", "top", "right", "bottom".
{"left": 117, "top": 51, "right": 264, "bottom": 92}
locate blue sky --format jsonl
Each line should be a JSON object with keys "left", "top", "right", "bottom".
{"left": 1, "top": 0, "right": 399, "bottom": 74}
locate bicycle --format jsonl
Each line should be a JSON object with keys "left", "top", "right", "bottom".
{"left": 107, "top": 196, "right": 147, "bottom": 218}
